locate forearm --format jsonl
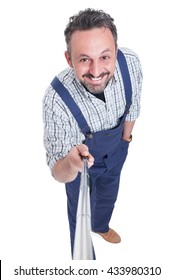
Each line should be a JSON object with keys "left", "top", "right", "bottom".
{"left": 52, "top": 156, "right": 78, "bottom": 183}
{"left": 122, "top": 120, "right": 135, "bottom": 140}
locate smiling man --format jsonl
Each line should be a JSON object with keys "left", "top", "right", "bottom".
{"left": 43, "top": 8, "right": 143, "bottom": 259}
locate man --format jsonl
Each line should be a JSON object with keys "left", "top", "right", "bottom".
{"left": 43, "top": 8, "right": 143, "bottom": 256}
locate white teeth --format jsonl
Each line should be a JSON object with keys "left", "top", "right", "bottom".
{"left": 91, "top": 77, "right": 102, "bottom": 81}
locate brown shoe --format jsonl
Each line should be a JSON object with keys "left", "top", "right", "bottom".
{"left": 95, "top": 228, "right": 121, "bottom": 243}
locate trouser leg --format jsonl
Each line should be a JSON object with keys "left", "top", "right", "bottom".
{"left": 91, "top": 169, "right": 121, "bottom": 233}
{"left": 90, "top": 153, "right": 128, "bottom": 233}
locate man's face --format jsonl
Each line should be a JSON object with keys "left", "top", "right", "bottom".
{"left": 65, "top": 28, "right": 117, "bottom": 94}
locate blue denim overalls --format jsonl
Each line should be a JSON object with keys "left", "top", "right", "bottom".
{"left": 51, "top": 49, "right": 132, "bottom": 256}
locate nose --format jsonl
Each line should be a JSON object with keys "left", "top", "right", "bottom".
{"left": 89, "top": 61, "right": 102, "bottom": 78}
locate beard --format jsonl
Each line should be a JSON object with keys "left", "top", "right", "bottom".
{"left": 81, "top": 72, "right": 112, "bottom": 94}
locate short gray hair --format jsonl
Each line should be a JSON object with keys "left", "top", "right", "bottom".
{"left": 64, "top": 8, "right": 118, "bottom": 54}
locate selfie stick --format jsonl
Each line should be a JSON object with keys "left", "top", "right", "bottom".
{"left": 72, "top": 157, "right": 94, "bottom": 260}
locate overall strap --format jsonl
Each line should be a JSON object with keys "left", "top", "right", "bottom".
{"left": 51, "top": 77, "right": 91, "bottom": 135}
{"left": 117, "top": 49, "right": 132, "bottom": 113}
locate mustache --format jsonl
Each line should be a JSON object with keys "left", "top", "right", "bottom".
{"left": 82, "top": 72, "right": 110, "bottom": 79}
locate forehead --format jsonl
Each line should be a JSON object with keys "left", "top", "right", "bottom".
{"left": 70, "top": 28, "right": 115, "bottom": 54}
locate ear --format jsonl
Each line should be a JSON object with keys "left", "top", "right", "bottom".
{"left": 64, "top": 51, "right": 73, "bottom": 67}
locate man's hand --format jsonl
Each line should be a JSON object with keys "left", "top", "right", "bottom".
{"left": 68, "top": 144, "right": 94, "bottom": 172}
{"left": 52, "top": 144, "right": 94, "bottom": 183}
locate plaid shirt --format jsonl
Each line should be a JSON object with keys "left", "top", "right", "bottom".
{"left": 43, "top": 47, "right": 143, "bottom": 169}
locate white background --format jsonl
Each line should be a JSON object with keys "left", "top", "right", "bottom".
{"left": 0, "top": 0, "right": 172, "bottom": 279}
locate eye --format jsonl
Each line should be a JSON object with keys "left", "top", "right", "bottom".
{"left": 101, "top": 56, "right": 110, "bottom": 60}
{"left": 80, "top": 58, "right": 90, "bottom": 63}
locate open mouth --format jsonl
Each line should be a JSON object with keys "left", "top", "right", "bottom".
{"left": 90, "top": 77, "right": 102, "bottom": 81}
{"left": 83, "top": 72, "right": 109, "bottom": 83}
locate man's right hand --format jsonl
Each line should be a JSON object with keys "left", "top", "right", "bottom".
{"left": 52, "top": 144, "right": 94, "bottom": 183}
{"left": 68, "top": 144, "right": 94, "bottom": 172}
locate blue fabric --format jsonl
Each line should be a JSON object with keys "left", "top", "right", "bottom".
{"left": 117, "top": 49, "right": 132, "bottom": 107}
{"left": 51, "top": 77, "right": 91, "bottom": 135}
